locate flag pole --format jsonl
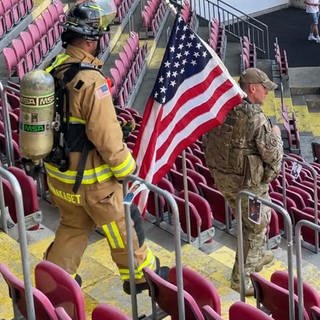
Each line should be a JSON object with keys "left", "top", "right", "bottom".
{"left": 182, "top": 150, "right": 192, "bottom": 243}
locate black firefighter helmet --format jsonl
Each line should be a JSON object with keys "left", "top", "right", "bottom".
{"left": 61, "top": 0, "right": 116, "bottom": 44}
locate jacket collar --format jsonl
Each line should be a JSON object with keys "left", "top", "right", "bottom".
{"left": 65, "top": 45, "right": 103, "bottom": 69}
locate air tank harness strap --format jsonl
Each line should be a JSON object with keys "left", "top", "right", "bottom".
{"left": 50, "top": 63, "right": 104, "bottom": 193}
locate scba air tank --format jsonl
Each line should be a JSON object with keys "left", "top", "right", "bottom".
{"left": 19, "top": 70, "right": 55, "bottom": 162}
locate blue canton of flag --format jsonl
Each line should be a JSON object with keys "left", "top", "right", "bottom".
{"left": 152, "top": 15, "right": 211, "bottom": 104}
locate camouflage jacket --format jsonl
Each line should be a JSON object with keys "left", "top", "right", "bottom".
{"left": 204, "top": 99, "right": 283, "bottom": 192}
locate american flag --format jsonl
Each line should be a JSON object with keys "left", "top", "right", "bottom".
{"left": 133, "top": 15, "right": 245, "bottom": 213}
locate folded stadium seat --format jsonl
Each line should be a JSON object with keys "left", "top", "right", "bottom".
{"left": 19, "top": 30, "right": 40, "bottom": 67}
{"left": 267, "top": 208, "right": 281, "bottom": 248}
{"left": 229, "top": 301, "right": 275, "bottom": 320}
{"left": 41, "top": 9, "right": 58, "bottom": 48}
{"left": 194, "top": 163, "right": 215, "bottom": 187}
{"left": 201, "top": 305, "right": 223, "bottom": 320}
{"left": 0, "top": 263, "right": 58, "bottom": 320}
{"left": 191, "top": 148, "right": 206, "bottom": 164}
{"left": 270, "top": 270, "right": 320, "bottom": 320}
{"left": 284, "top": 188, "right": 307, "bottom": 210}
{"left": 269, "top": 177, "right": 281, "bottom": 193}
{"left": 269, "top": 191, "right": 297, "bottom": 232}
{"left": 35, "top": 261, "right": 86, "bottom": 320}
{"left": 147, "top": 176, "right": 175, "bottom": 222}
{"left": 2, "top": 47, "right": 22, "bottom": 79}
{"left": 290, "top": 207, "right": 320, "bottom": 248}
{"left": 0, "top": 0, "right": 14, "bottom": 32}
{"left": 109, "top": 67, "right": 122, "bottom": 99}
{"left": 7, "top": 93, "right": 20, "bottom": 111}
{"left": 175, "top": 155, "right": 195, "bottom": 171}
{"left": 277, "top": 171, "right": 296, "bottom": 188}
{"left": 144, "top": 266, "right": 215, "bottom": 320}
{"left": 169, "top": 266, "right": 221, "bottom": 315}
{"left": 187, "top": 169, "right": 207, "bottom": 188}
{"left": 8, "top": 166, "right": 41, "bottom": 229}
{"left": 12, "top": 38, "right": 34, "bottom": 73}
{"left": 1, "top": 109, "right": 19, "bottom": 131}
{"left": 0, "top": 15, "right": 5, "bottom": 39}
{"left": 118, "top": 54, "right": 134, "bottom": 93}
{"left": 34, "top": 17, "right": 52, "bottom": 52}
{"left": 47, "top": 3, "right": 64, "bottom": 40}
{"left": 287, "top": 185, "right": 312, "bottom": 208}
{"left": 311, "top": 306, "right": 320, "bottom": 320}
{"left": 0, "top": 132, "right": 21, "bottom": 163}
{"left": 169, "top": 168, "right": 199, "bottom": 194}
{"left": 28, "top": 23, "right": 48, "bottom": 60}
{"left": 11, "top": 0, "right": 22, "bottom": 24}
{"left": 174, "top": 190, "right": 214, "bottom": 244}
{"left": 250, "top": 272, "right": 310, "bottom": 320}
{"left": 198, "top": 182, "right": 232, "bottom": 230}
{"left": 92, "top": 304, "right": 131, "bottom": 320}
{"left": 185, "top": 152, "right": 203, "bottom": 167}
{"left": 291, "top": 179, "right": 316, "bottom": 200}
{"left": 22, "top": 28, "right": 42, "bottom": 66}
{"left": 16, "top": 0, "right": 28, "bottom": 19}
{"left": 123, "top": 42, "right": 138, "bottom": 78}
{"left": 25, "top": 0, "right": 34, "bottom": 13}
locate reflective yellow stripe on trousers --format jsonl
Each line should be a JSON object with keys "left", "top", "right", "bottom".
{"left": 102, "top": 221, "right": 125, "bottom": 249}
{"left": 119, "top": 249, "right": 156, "bottom": 281}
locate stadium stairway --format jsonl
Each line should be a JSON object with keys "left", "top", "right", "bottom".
{"left": 2, "top": 216, "right": 320, "bottom": 320}
{"left": 1, "top": 2, "right": 320, "bottom": 320}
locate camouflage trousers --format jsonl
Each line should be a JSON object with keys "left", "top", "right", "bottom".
{"left": 223, "top": 186, "right": 271, "bottom": 290}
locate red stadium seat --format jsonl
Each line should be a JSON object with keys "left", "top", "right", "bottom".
{"left": 0, "top": 263, "right": 58, "bottom": 320}
{"left": 92, "top": 304, "right": 131, "bottom": 320}
{"left": 229, "top": 301, "right": 275, "bottom": 320}
{"left": 250, "top": 272, "right": 310, "bottom": 320}
{"left": 270, "top": 270, "right": 320, "bottom": 320}
{"left": 35, "top": 260, "right": 86, "bottom": 320}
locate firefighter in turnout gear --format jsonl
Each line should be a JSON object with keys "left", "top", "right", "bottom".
{"left": 43, "top": 1, "right": 167, "bottom": 293}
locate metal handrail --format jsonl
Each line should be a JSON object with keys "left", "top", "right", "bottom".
{"left": 123, "top": 174, "right": 184, "bottom": 320}
{"left": 0, "top": 82, "right": 14, "bottom": 166}
{"left": 175, "top": 0, "right": 269, "bottom": 58}
{"left": 0, "top": 168, "right": 35, "bottom": 320}
{"left": 236, "top": 190, "right": 295, "bottom": 320}
{"left": 281, "top": 155, "right": 319, "bottom": 252}
{"left": 295, "top": 220, "right": 320, "bottom": 320}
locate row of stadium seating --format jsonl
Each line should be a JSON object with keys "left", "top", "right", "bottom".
{"left": 0, "top": 0, "right": 34, "bottom": 39}
{"left": 208, "top": 18, "right": 226, "bottom": 61}
{"left": 108, "top": 32, "right": 148, "bottom": 107}
{"left": 240, "top": 35, "right": 257, "bottom": 72}
{"left": 2, "top": 0, "right": 64, "bottom": 80}
{"left": 141, "top": 0, "right": 168, "bottom": 38}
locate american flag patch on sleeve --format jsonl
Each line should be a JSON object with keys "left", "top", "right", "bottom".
{"left": 95, "top": 83, "right": 109, "bottom": 99}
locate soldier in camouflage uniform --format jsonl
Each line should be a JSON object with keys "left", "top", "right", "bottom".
{"left": 204, "top": 68, "right": 283, "bottom": 296}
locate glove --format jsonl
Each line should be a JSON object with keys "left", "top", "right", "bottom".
{"left": 121, "top": 119, "right": 136, "bottom": 140}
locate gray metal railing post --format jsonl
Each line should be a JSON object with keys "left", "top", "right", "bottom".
{"left": 182, "top": 150, "right": 192, "bottom": 243}
{"left": 0, "top": 168, "right": 35, "bottom": 320}
{"left": 0, "top": 82, "right": 14, "bottom": 166}
{"left": 236, "top": 190, "right": 295, "bottom": 320}
{"left": 295, "top": 220, "right": 320, "bottom": 320}
{"left": 0, "top": 175, "right": 8, "bottom": 233}
{"left": 123, "top": 174, "right": 185, "bottom": 320}
{"left": 282, "top": 155, "right": 319, "bottom": 252}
